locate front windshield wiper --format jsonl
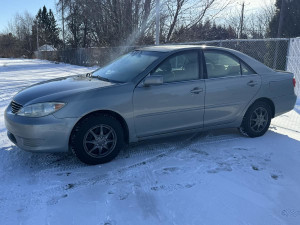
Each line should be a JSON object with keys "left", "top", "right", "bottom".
{"left": 91, "top": 75, "right": 123, "bottom": 83}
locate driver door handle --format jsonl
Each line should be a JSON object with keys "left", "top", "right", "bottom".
{"left": 190, "top": 87, "right": 203, "bottom": 94}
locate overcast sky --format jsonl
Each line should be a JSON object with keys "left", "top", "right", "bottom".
{"left": 0, "top": 0, "right": 275, "bottom": 32}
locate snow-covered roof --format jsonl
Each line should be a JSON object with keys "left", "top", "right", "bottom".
{"left": 38, "top": 44, "right": 57, "bottom": 51}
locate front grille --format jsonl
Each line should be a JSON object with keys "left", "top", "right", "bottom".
{"left": 11, "top": 101, "right": 23, "bottom": 114}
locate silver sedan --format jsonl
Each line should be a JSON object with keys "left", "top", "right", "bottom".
{"left": 4, "top": 45, "right": 297, "bottom": 164}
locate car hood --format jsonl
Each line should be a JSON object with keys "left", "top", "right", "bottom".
{"left": 13, "top": 75, "right": 116, "bottom": 105}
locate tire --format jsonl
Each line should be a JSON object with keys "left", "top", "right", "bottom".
{"left": 71, "top": 114, "right": 124, "bottom": 165}
{"left": 239, "top": 101, "right": 272, "bottom": 138}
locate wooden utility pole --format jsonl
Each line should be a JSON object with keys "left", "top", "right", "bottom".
{"left": 277, "top": 0, "right": 287, "bottom": 38}
{"left": 155, "top": 0, "right": 160, "bottom": 45}
{"left": 62, "top": 0, "right": 65, "bottom": 49}
{"left": 36, "top": 23, "right": 39, "bottom": 50}
{"left": 239, "top": 2, "right": 245, "bottom": 39}
{"left": 36, "top": 21, "right": 40, "bottom": 58}
{"left": 273, "top": 0, "right": 287, "bottom": 69}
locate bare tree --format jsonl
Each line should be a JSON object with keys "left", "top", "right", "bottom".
{"left": 54, "top": 0, "right": 236, "bottom": 47}
{"left": 161, "top": 0, "right": 233, "bottom": 42}
{"left": 165, "top": 0, "right": 185, "bottom": 42}
{"left": 225, "top": 0, "right": 276, "bottom": 39}
{"left": 5, "top": 11, "right": 34, "bottom": 56}
{"left": 56, "top": 0, "right": 156, "bottom": 47}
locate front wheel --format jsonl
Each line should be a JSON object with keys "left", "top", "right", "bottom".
{"left": 239, "top": 101, "right": 272, "bottom": 138}
{"left": 71, "top": 114, "right": 124, "bottom": 165}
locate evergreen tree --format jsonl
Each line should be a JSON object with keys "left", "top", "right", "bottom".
{"left": 170, "top": 21, "right": 237, "bottom": 43}
{"left": 0, "top": 33, "right": 22, "bottom": 57}
{"left": 32, "top": 6, "right": 61, "bottom": 49}
{"left": 48, "top": 9, "right": 61, "bottom": 46}
{"left": 268, "top": 0, "right": 300, "bottom": 38}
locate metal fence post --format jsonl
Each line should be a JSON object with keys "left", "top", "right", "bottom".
{"left": 79, "top": 48, "right": 82, "bottom": 66}
{"left": 273, "top": 40, "right": 279, "bottom": 69}
{"left": 285, "top": 38, "right": 291, "bottom": 71}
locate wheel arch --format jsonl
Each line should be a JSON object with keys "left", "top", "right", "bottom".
{"left": 69, "top": 110, "right": 130, "bottom": 147}
{"left": 248, "top": 97, "right": 275, "bottom": 118}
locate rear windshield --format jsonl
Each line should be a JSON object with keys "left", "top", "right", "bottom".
{"left": 92, "top": 51, "right": 162, "bottom": 82}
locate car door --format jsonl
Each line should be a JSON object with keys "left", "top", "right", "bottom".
{"left": 133, "top": 50, "right": 205, "bottom": 138}
{"left": 203, "top": 50, "right": 261, "bottom": 127}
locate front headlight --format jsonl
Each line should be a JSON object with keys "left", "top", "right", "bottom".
{"left": 17, "top": 102, "right": 66, "bottom": 117}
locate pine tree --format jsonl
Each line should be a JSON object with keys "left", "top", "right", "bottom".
{"left": 48, "top": 9, "right": 61, "bottom": 46}
{"left": 32, "top": 6, "right": 61, "bottom": 49}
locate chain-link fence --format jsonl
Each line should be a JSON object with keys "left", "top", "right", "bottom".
{"left": 37, "top": 38, "right": 292, "bottom": 75}
{"left": 36, "top": 46, "right": 136, "bottom": 67}
{"left": 179, "top": 38, "right": 290, "bottom": 71}
{"left": 286, "top": 38, "right": 300, "bottom": 97}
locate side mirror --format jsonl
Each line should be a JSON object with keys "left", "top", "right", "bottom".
{"left": 143, "top": 75, "right": 163, "bottom": 87}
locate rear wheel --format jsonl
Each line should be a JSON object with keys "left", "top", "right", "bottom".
{"left": 239, "top": 101, "right": 272, "bottom": 138}
{"left": 71, "top": 114, "right": 124, "bottom": 165}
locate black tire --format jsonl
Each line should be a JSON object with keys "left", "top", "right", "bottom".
{"left": 71, "top": 114, "right": 124, "bottom": 165}
{"left": 239, "top": 101, "right": 272, "bottom": 138}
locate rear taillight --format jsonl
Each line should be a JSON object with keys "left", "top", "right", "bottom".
{"left": 293, "top": 77, "right": 296, "bottom": 87}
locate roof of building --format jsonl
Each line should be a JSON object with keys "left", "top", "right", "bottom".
{"left": 38, "top": 44, "right": 57, "bottom": 51}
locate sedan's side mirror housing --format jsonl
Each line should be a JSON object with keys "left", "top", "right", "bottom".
{"left": 143, "top": 75, "right": 163, "bottom": 87}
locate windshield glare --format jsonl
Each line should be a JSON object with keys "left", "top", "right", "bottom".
{"left": 92, "top": 51, "right": 162, "bottom": 83}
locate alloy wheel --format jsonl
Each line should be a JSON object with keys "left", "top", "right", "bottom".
{"left": 250, "top": 107, "right": 268, "bottom": 133}
{"left": 83, "top": 124, "right": 117, "bottom": 158}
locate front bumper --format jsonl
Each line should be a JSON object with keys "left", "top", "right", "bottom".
{"left": 4, "top": 107, "right": 78, "bottom": 153}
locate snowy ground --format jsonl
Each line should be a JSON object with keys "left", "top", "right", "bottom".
{"left": 0, "top": 58, "right": 300, "bottom": 225}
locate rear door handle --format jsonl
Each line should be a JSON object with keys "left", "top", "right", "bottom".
{"left": 190, "top": 87, "right": 203, "bottom": 94}
{"left": 247, "top": 80, "right": 258, "bottom": 87}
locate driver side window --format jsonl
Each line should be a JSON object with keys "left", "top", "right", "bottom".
{"left": 151, "top": 51, "right": 199, "bottom": 83}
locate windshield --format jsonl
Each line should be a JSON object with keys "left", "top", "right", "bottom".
{"left": 92, "top": 50, "right": 162, "bottom": 83}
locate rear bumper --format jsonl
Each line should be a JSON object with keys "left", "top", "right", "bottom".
{"left": 4, "top": 107, "right": 78, "bottom": 153}
{"left": 273, "top": 93, "right": 297, "bottom": 117}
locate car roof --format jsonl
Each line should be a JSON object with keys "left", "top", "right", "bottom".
{"left": 138, "top": 45, "right": 219, "bottom": 52}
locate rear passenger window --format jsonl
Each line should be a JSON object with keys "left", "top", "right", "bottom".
{"left": 204, "top": 51, "right": 241, "bottom": 78}
{"left": 241, "top": 62, "right": 256, "bottom": 75}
